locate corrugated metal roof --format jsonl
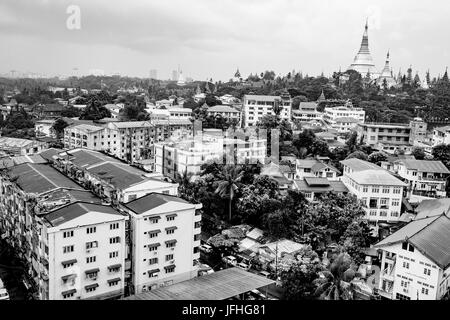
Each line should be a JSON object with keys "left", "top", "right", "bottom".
{"left": 340, "top": 158, "right": 384, "bottom": 172}
{"left": 294, "top": 179, "right": 348, "bottom": 193}
{"left": 415, "top": 198, "right": 450, "bottom": 220}
{"left": 124, "top": 193, "right": 189, "bottom": 215}
{"left": 123, "top": 267, "right": 274, "bottom": 300}
{"left": 45, "top": 202, "right": 122, "bottom": 227}
{"left": 398, "top": 159, "right": 450, "bottom": 174}
{"left": 375, "top": 214, "right": 450, "bottom": 269}
{"left": 346, "top": 169, "right": 406, "bottom": 186}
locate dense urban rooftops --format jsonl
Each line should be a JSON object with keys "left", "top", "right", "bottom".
{"left": 346, "top": 169, "right": 407, "bottom": 186}
{"left": 396, "top": 159, "right": 450, "bottom": 173}
{"left": 340, "top": 158, "right": 384, "bottom": 172}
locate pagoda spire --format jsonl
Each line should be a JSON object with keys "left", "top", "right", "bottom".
{"left": 358, "top": 18, "right": 370, "bottom": 54}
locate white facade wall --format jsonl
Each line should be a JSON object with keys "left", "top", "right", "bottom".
{"left": 128, "top": 204, "right": 201, "bottom": 294}
{"left": 46, "top": 212, "right": 128, "bottom": 300}
{"left": 243, "top": 96, "right": 291, "bottom": 127}
{"left": 378, "top": 243, "right": 449, "bottom": 300}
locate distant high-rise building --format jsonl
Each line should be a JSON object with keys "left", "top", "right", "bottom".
{"left": 171, "top": 70, "right": 179, "bottom": 81}
{"left": 149, "top": 69, "right": 158, "bottom": 79}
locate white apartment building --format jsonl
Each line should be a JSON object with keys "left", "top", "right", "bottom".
{"left": 43, "top": 202, "right": 128, "bottom": 300}
{"left": 63, "top": 124, "right": 106, "bottom": 150}
{"left": 206, "top": 105, "right": 241, "bottom": 123}
{"left": 323, "top": 104, "right": 365, "bottom": 124}
{"left": 123, "top": 193, "right": 202, "bottom": 294}
{"left": 381, "top": 159, "right": 449, "bottom": 201}
{"left": 154, "top": 135, "right": 267, "bottom": 180}
{"left": 167, "top": 106, "right": 192, "bottom": 120}
{"left": 331, "top": 117, "right": 360, "bottom": 134}
{"left": 374, "top": 213, "right": 450, "bottom": 300}
{"left": 432, "top": 125, "right": 450, "bottom": 147}
{"left": 243, "top": 94, "right": 291, "bottom": 127}
{"left": 340, "top": 158, "right": 407, "bottom": 226}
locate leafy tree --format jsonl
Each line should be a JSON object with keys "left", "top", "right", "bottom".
{"left": 432, "top": 144, "right": 450, "bottom": 169}
{"left": 340, "top": 219, "right": 374, "bottom": 264}
{"left": 79, "top": 97, "right": 111, "bottom": 120}
{"left": 368, "top": 152, "right": 387, "bottom": 165}
{"left": 310, "top": 139, "right": 330, "bottom": 157}
{"left": 281, "top": 246, "right": 324, "bottom": 300}
{"left": 51, "top": 118, "right": 69, "bottom": 139}
{"left": 411, "top": 147, "right": 426, "bottom": 160}
{"left": 61, "top": 106, "right": 81, "bottom": 118}
{"left": 345, "top": 150, "right": 368, "bottom": 161}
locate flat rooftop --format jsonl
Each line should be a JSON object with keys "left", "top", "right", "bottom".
{"left": 123, "top": 267, "right": 275, "bottom": 300}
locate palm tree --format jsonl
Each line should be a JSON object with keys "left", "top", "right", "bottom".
{"left": 215, "top": 165, "right": 244, "bottom": 221}
{"left": 313, "top": 252, "right": 356, "bottom": 300}
{"left": 174, "top": 169, "right": 194, "bottom": 200}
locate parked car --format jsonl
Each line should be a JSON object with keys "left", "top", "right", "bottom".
{"left": 0, "top": 288, "right": 10, "bottom": 300}
{"left": 258, "top": 271, "right": 271, "bottom": 278}
{"left": 250, "top": 289, "right": 267, "bottom": 300}
{"left": 199, "top": 244, "right": 213, "bottom": 254}
{"left": 237, "top": 262, "right": 250, "bottom": 271}
{"left": 222, "top": 255, "right": 238, "bottom": 267}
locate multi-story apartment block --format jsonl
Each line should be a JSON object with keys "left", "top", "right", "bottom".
{"left": 340, "top": 158, "right": 407, "bottom": 228}
{"left": 432, "top": 125, "right": 450, "bottom": 147}
{"left": 374, "top": 213, "right": 450, "bottom": 300}
{"left": 381, "top": 159, "right": 449, "bottom": 200}
{"left": 243, "top": 94, "right": 291, "bottom": 127}
{"left": 43, "top": 202, "right": 128, "bottom": 300}
{"left": 357, "top": 118, "right": 427, "bottom": 154}
{"left": 154, "top": 134, "right": 267, "bottom": 180}
{"left": 64, "top": 120, "right": 193, "bottom": 168}
{"left": 295, "top": 157, "right": 340, "bottom": 181}
{"left": 166, "top": 106, "right": 192, "bottom": 120}
{"left": 52, "top": 149, "right": 178, "bottom": 203}
{"left": 123, "top": 193, "right": 202, "bottom": 294}
{"left": 0, "top": 162, "right": 129, "bottom": 300}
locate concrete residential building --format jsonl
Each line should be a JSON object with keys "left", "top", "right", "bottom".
{"left": 52, "top": 149, "right": 178, "bottom": 203}
{"left": 154, "top": 135, "right": 266, "bottom": 180}
{"left": 381, "top": 159, "right": 450, "bottom": 201}
{"left": 63, "top": 124, "right": 105, "bottom": 150}
{"left": 323, "top": 103, "right": 365, "bottom": 124}
{"left": 166, "top": 106, "right": 192, "bottom": 120}
{"left": 374, "top": 213, "right": 450, "bottom": 300}
{"left": 340, "top": 158, "right": 407, "bottom": 227}
{"left": 293, "top": 177, "right": 349, "bottom": 202}
{"left": 243, "top": 94, "right": 291, "bottom": 127}
{"left": 292, "top": 102, "right": 322, "bottom": 123}
{"left": 357, "top": 118, "right": 427, "bottom": 154}
{"left": 43, "top": 202, "right": 128, "bottom": 300}
{"left": 35, "top": 119, "right": 56, "bottom": 138}
{"left": 295, "top": 157, "right": 340, "bottom": 180}
{"left": 123, "top": 193, "right": 202, "bottom": 293}
{"left": 0, "top": 137, "right": 48, "bottom": 156}
{"left": 206, "top": 105, "right": 241, "bottom": 123}
{"left": 432, "top": 125, "right": 450, "bottom": 147}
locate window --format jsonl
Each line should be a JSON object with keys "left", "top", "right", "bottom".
{"left": 63, "top": 230, "right": 74, "bottom": 238}
{"left": 109, "top": 280, "right": 119, "bottom": 287}
{"left": 167, "top": 215, "right": 176, "bottom": 222}
{"left": 372, "top": 186, "right": 379, "bottom": 193}
{"left": 393, "top": 187, "right": 401, "bottom": 194}
{"left": 422, "top": 288, "right": 429, "bottom": 295}
{"left": 110, "top": 236, "right": 120, "bottom": 244}
{"left": 109, "top": 251, "right": 119, "bottom": 259}
{"left": 193, "top": 246, "right": 199, "bottom": 254}
{"left": 148, "top": 230, "right": 160, "bottom": 238}
{"left": 403, "top": 261, "right": 410, "bottom": 269}
{"left": 402, "top": 242, "right": 408, "bottom": 250}
{"left": 149, "top": 217, "right": 159, "bottom": 224}
{"left": 87, "top": 227, "right": 96, "bottom": 234}
{"left": 149, "top": 258, "right": 158, "bottom": 265}
{"left": 391, "top": 212, "right": 399, "bottom": 217}
{"left": 166, "top": 254, "right": 174, "bottom": 261}
{"left": 62, "top": 292, "right": 74, "bottom": 299}
{"left": 382, "top": 187, "right": 390, "bottom": 194}
{"left": 86, "top": 256, "right": 96, "bottom": 264}
{"left": 63, "top": 262, "right": 75, "bottom": 269}
{"left": 166, "top": 240, "right": 176, "bottom": 248}
{"left": 304, "top": 192, "right": 312, "bottom": 198}
{"left": 424, "top": 268, "right": 431, "bottom": 276}
{"left": 63, "top": 245, "right": 74, "bottom": 254}
{"left": 391, "top": 199, "right": 400, "bottom": 207}
{"left": 86, "top": 286, "right": 97, "bottom": 293}
{"left": 362, "top": 187, "right": 368, "bottom": 193}
{"left": 194, "top": 221, "right": 201, "bottom": 229}
{"left": 165, "top": 265, "right": 175, "bottom": 274}
{"left": 395, "top": 293, "right": 410, "bottom": 300}
{"left": 194, "top": 234, "right": 201, "bottom": 241}
{"left": 110, "top": 223, "right": 119, "bottom": 230}
{"left": 408, "top": 245, "right": 414, "bottom": 252}
{"left": 86, "top": 241, "right": 98, "bottom": 250}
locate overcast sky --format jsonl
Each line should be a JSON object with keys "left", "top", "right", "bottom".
{"left": 0, "top": 0, "right": 448, "bottom": 81}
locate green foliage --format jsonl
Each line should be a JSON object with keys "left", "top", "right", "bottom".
{"left": 432, "top": 144, "right": 450, "bottom": 169}
{"left": 346, "top": 150, "right": 368, "bottom": 161}
{"left": 51, "top": 118, "right": 69, "bottom": 139}
{"left": 368, "top": 152, "right": 387, "bottom": 165}
{"left": 411, "top": 147, "right": 426, "bottom": 160}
